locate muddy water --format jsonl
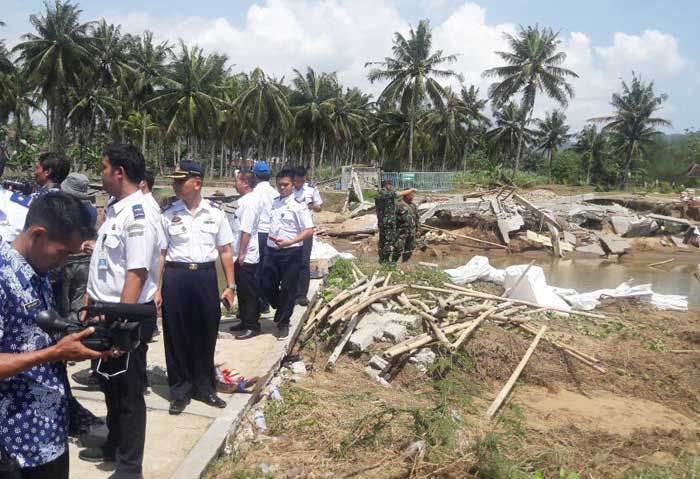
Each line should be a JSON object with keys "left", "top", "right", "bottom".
{"left": 490, "top": 255, "right": 700, "bottom": 307}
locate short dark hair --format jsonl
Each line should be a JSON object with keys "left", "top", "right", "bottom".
{"left": 24, "top": 192, "right": 95, "bottom": 241}
{"left": 381, "top": 179, "right": 392, "bottom": 187}
{"left": 38, "top": 152, "right": 70, "bottom": 184}
{"left": 276, "top": 169, "right": 295, "bottom": 181}
{"left": 143, "top": 170, "right": 155, "bottom": 191}
{"left": 102, "top": 144, "right": 145, "bottom": 184}
{"left": 237, "top": 169, "right": 257, "bottom": 189}
{"left": 293, "top": 166, "right": 307, "bottom": 178}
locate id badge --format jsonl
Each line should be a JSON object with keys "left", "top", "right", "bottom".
{"left": 98, "top": 251, "right": 109, "bottom": 271}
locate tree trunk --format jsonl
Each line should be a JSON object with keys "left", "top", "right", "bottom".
{"left": 441, "top": 136, "right": 449, "bottom": 172}
{"left": 209, "top": 142, "right": 215, "bottom": 178}
{"left": 15, "top": 111, "right": 21, "bottom": 153}
{"left": 51, "top": 100, "right": 67, "bottom": 153}
{"left": 586, "top": 152, "right": 592, "bottom": 185}
{"left": 219, "top": 142, "right": 225, "bottom": 178}
{"left": 281, "top": 136, "right": 286, "bottom": 164}
{"left": 408, "top": 114, "right": 415, "bottom": 171}
{"left": 141, "top": 116, "right": 147, "bottom": 157}
{"left": 621, "top": 144, "right": 634, "bottom": 190}
{"left": 319, "top": 135, "right": 326, "bottom": 171}
{"left": 310, "top": 133, "right": 316, "bottom": 177}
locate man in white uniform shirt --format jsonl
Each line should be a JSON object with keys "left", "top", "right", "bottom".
{"left": 80, "top": 144, "right": 159, "bottom": 479}
{"left": 159, "top": 161, "right": 236, "bottom": 415}
{"left": 252, "top": 162, "right": 277, "bottom": 313}
{"left": 292, "top": 166, "right": 323, "bottom": 306}
{"left": 228, "top": 170, "right": 262, "bottom": 340}
{"left": 261, "top": 169, "right": 314, "bottom": 339}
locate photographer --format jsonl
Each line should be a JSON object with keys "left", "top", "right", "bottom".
{"left": 32, "top": 152, "right": 70, "bottom": 198}
{"left": 0, "top": 193, "right": 102, "bottom": 479}
{"left": 80, "top": 145, "right": 159, "bottom": 479}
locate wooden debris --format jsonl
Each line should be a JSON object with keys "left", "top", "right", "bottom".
{"left": 383, "top": 319, "right": 478, "bottom": 359}
{"left": 647, "top": 258, "right": 674, "bottom": 268}
{"left": 450, "top": 305, "right": 502, "bottom": 352}
{"left": 484, "top": 325, "right": 547, "bottom": 419}
{"left": 420, "top": 224, "right": 508, "bottom": 250}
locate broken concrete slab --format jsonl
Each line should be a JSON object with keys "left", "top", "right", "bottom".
{"left": 368, "top": 354, "right": 389, "bottom": 371}
{"left": 497, "top": 213, "right": 524, "bottom": 245}
{"left": 611, "top": 216, "right": 631, "bottom": 236}
{"left": 350, "top": 201, "right": 374, "bottom": 218}
{"left": 647, "top": 214, "right": 692, "bottom": 235}
{"left": 526, "top": 230, "right": 574, "bottom": 252}
{"left": 326, "top": 214, "right": 378, "bottom": 237}
{"left": 625, "top": 217, "right": 660, "bottom": 237}
{"left": 383, "top": 322, "right": 408, "bottom": 343}
{"left": 576, "top": 242, "right": 606, "bottom": 256}
{"left": 377, "top": 311, "right": 422, "bottom": 329}
{"left": 598, "top": 234, "right": 631, "bottom": 255}
{"left": 670, "top": 236, "right": 688, "bottom": 248}
{"left": 563, "top": 231, "right": 577, "bottom": 246}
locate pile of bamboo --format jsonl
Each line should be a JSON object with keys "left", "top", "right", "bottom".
{"left": 301, "top": 266, "right": 607, "bottom": 416}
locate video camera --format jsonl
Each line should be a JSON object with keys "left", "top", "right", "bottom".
{"left": 2, "top": 178, "right": 34, "bottom": 196}
{"left": 37, "top": 301, "right": 156, "bottom": 352}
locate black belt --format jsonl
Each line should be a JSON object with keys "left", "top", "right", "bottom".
{"left": 165, "top": 261, "right": 215, "bottom": 271}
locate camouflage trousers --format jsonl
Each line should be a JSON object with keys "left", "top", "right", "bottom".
{"left": 378, "top": 221, "right": 398, "bottom": 263}
{"left": 392, "top": 231, "right": 416, "bottom": 263}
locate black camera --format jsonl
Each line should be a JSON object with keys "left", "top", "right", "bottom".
{"left": 37, "top": 301, "right": 156, "bottom": 352}
{"left": 2, "top": 178, "right": 34, "bottom": 196}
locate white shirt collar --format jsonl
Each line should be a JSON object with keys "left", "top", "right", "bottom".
{"left": 108, "top": 190, "right": 144, "bottom": 216}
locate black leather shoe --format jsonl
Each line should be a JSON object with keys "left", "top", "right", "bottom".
{"left": 260, "top": 305, "right": 271, "bottom": 314}
{"left": 79, "top": 447, "right": 115, "bottom": 463}
{"left": 169, "top": 398, "right": 189, "bottom": 415}
{"left": 234, "top": 329, "right": 259, "bottom": 340}
{"left": 229, "top": 323, "right": 247, "bottom": 332}
{"left": 193, "top": 393, "right": 226, "bottom": 408}
{"left": 295, "top": 296, "right": 309, "bottom": 306}
{"left": 72, "top": 368, "right": 100, "bottom": 389}
{"left": 277, "top": 323, "right": 290, "bottom": 340}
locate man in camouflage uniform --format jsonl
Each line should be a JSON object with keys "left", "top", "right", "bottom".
{"left": 393, "top": 190, "right": 419, "bottom": 263}
{"left": 374, "top": 179, "right": 415, "bottom": 263}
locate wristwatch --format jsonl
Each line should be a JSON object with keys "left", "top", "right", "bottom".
{"left": 225, "top": 284, "right": 236, "bottom": 291}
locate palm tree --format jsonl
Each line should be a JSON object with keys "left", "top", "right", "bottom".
{"left": 420, "top": 86, "right": 472, "bottom": 171}
{"left": 321, "top": 88, "right": 373, "bottom": 167}
{"left": 0, "top": 20, "right": 12, "bottom": 74}
{"left": 13, "top": 0, "right": 96, "bottom": 152}
{"left": 146, "top": 40, "right": 227, "bottom": 154}
{"left": 590, "top": 74, "right": 670, "bottom": 189}
{"left": 366, "top": 19, "right": 461, "bottom": 170}
{"left": 1, "top": 69, "right": 42, "bottom": 152}
{"left": 573, "top": 124, "right": 607, "bottom": 185}
{"left": 236, "top": 68, "right": 292, "bottom": 161}
{"left": 534, "top": 110, "right": 572, "bottom": 181}
{"left": 486, "top": 101, "right": 534, "bottom": 170}
{"left": 91, "top": 19, "right": 129, "bottom": 85}
{"left": 291, "top": 67, "right": 338, "bottom": 175}
{"left": 483, "top": 25, "right": 578, "bottom": 177}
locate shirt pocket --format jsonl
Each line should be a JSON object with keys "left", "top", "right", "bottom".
{"left": 168, "top": 224, "right": 188, "bottom": 243}
{"left": 201, "top": 222, "right": 218, "bottom": 244}
{"left": 103, "top": 233, "right": 122, "bottom": 249}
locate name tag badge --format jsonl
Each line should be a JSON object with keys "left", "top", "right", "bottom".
{"left": 24, "top": 299, "right": 40, "bottom": 311}
{"left": 98, "top": 251, "right": 109, "bottom": 271}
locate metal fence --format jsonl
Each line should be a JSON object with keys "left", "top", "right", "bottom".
{"left": 382, "top": 171, "right": 456, "bottom": 192}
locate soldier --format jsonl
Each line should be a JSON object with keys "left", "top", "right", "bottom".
{"left": 392, "top": 190, "right": 419, "bottom": 263}
{"left": 374, "top": 180, "right": 415, "bottom": 264}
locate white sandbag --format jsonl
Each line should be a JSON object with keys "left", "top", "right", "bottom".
{"left": 503, "top": 265, "right": 571, "bottom": 312}
{"left": 310, "top": 238, "right": 354, "bottom": 261}
{"left": 556, "top": 281, "right": 688, "bottom": 311}
{"left": 444, "top": 256, "right": 505, "bottom": 285}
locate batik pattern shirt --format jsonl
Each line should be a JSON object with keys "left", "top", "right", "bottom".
{"left": 0, "top": 241, "right": 99, "bottom": 468}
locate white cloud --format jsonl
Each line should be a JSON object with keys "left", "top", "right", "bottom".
{"left": 596, "top": 30, "right": 686, "bottom": 77}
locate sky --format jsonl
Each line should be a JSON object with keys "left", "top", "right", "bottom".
{"left": 2, "top": 0, "right": 699, "bottom": 133}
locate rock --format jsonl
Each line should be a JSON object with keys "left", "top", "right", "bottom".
{"left": 325, "top": 214, "right": 378, "bottom": 237}
{"left": 368, "top": 355, "right": 389, "bottom": 371}
{"left": 410, "top": 349, "right": 436, "bottom": 366}
{"left": 290, "top": 361, "right": 307, "bottom": 376}
{"left": 624, "top": 217, "right": 660, "bottom": 237}
{"left": 576, "top": 242, "right": 605, "bottom": 256}
{"left": 402, "top": 440, "right": 426, "bottom": 459}
{"left": 383, "top": 322, "right": 408, "bottom": 343}
{"left": 378, "top": 311, "right": 422, "bottom": 329}
{"left": 349, "top": 326, "right": 382, "bottom": 351}
{"left": 610, "top": 216, "right": 631, "bottom": 235}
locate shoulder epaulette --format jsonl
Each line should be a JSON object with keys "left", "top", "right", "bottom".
{"left": 9, "top": 192, "right": 31, "bottom": 208}
{"left": 132, "top": 204, "right": 146, "bottom": 219}
{"left": 308, "top": 182, "right": 316, "bottom": 188}
{"left": 294, "top": 197, "right": 304, "bottom": 204}
{"left": 208, "top": 200, "right": 222, "bottom": 210}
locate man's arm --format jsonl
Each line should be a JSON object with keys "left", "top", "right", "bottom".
{"left": 218, "top": 244, "right": 236, "bottom": 308}
{"left": 0, "top": 328, "right": 101, "bottom": 380}
{"left": 275, "top": 227, "right": 314, "bottom": 248}
{"left": 398, "top": 188, "right": 416, "bottom": 197}
{"left": 237, "top": 232, "right": 251, "bottom": 265}
{"left": 121, "top": 269, "right": 148, "bottom": 304}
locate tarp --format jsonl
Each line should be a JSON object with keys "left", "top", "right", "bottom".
{"left": 444, "top": 256, "right": 505, "bottom": 285}
{"left": 503, "top": 265, "right": 572, "bottom": 312}
{"left": 555, "top": 282, "right": 688, "bottom": 311}
{"left": 311, "top": 238, "right": 355, "bottom": 261}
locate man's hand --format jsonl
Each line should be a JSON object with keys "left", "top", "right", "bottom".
{"left": 221, "top": 288, "right": 236, "bottom": 310}
{"left": 51, "top": 328, "right": 102, "bottom": 361}
{"left": 236, "top": 254, "right": 245, "bottom": 266}
{"left": 154, "top": 290, "right": 163, "bottom": 313}
{"left": 81, "top": 240, "right": 95, "bottom": 255}
{"left": 273, "top": 238, "right": 292, "bottom": 248}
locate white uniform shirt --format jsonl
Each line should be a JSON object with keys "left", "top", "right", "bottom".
{"left": 229, "top": 192, "right": 261, "bottom": 264}
{"left": 294, "top": 182, "right": 323, "bottom": 208}
{"left": 87, "top": 190, "right": 159, "bottom": 303}
{"left": 143, "top": 192, "right": 167, "bottom": 250}
{"left": 161, "top": 198, "right": 234, "bottom": 263}
{"left": 253, "top": 181, "right": 278, "bottom": 234}
{"left": 0, "top": 190, "right": 30, "bottom": 243}
{"left": 267, "top": 194, "right": 314, "bottom": 249}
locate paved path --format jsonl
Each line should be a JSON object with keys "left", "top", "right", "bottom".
{"left": 67, "top": 280, "right": 321, "bottom": 478}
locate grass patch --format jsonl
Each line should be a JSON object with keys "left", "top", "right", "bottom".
{"left": 263, "top": 385, "right": 318, "bottom": 436}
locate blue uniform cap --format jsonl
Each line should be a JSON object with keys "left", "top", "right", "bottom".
{"left": 253, "top": 162, "right": 270, "bottom": 175}
{"left": 167, "top": 161, "right": 204, "bottom": 179}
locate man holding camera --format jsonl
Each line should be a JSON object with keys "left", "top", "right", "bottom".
{"left": 79, "top": 145, "right": 160, "bottom": 479}
{"left": 0, "top": 193, "right": 102, "bottom": 479}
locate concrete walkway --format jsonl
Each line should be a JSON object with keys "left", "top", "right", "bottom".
{"left": 67, "top": 280, "right": 321, "bottom": 479}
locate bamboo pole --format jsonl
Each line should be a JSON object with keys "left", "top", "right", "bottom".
{"left": 330, "top": 286, "right": 406, "bottom": 325}
{"left": 450, "top": 305, "right": 502, "bottom": 352}
{"left": 383, "top": 319, "right": 476, "bottom": 359}
{"left": 383, "top": 272, "right": 393, "bottom": 287}
{"left": 485, "top": 325, "right": 547, "bottom": 419}
{"left": 420, "top": 224, "right": 508, "bottom": 249}
{"left": 502, "top": 260, "right": 536, "bottom": 298}
{"left": 515, "top": 323, "right": 604, "bottom": 372}
{"left": 647, "top": 258, "right": 674, "bottom": 268}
